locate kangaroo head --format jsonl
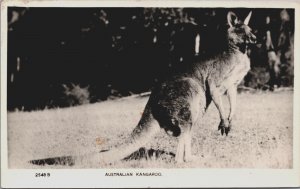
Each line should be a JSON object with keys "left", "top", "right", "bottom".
{"left": 227, "top": 11, "right": 257, "bottom": 49}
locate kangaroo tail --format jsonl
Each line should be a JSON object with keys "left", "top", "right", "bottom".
{"left": 29, "top": 103, "right": 160, "bottom": 167}
{"left": 82, "top": 103, "right": 160, "bottom": 164}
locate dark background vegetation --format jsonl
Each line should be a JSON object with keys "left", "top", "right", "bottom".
{"left": 7, "top": 8, "right": 294, "bottom": 111}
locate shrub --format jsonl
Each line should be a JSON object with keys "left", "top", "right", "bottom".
{"left": 244, "top": 67, "right": 271, "bottom": 89}
{"left": 62, "top": 83, "right": 90, "bottom": 106}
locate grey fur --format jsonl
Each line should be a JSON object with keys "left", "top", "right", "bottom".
{"left": 97, "top": 11, "right": 256, "bottom": 164}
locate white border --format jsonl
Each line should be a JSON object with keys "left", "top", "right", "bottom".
{"left": 1, "top": 0, "right": 300, "bottom": 188}
{"left": 0, "top": 0, "right": 299, "bottom": 8}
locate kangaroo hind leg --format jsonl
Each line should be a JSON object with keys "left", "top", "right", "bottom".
{"left": 183, "top": 125, "right": 198, "bottom": 162}
{"left": 175, "top": 123, "right": 196, "bottom": 163}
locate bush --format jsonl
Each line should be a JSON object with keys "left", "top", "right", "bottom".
{"left": 244, "top": 67, "right": 271, "bottom": 89}
{"left": 62, "top": 83, "right": 90, "bottom": 106}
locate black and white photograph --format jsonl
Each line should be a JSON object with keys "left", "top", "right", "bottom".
{"left": 1, "top": 0, "right": 300, "bottom": 188}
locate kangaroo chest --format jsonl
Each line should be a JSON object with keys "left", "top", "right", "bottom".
{"left": 230, "top": 59, "right": 250, "bottom": 84}
{"left": 219, "top": 53, "right": 250, "bottom": 90}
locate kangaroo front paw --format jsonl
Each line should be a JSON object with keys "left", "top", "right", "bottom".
{"left": 225, "top": 119, "right": 234, "bottom": 136}
{"left": 218, "top": 124, "right": 223, "bottom": 131}
{"left": 224, "top": 126, "right": 231, "bottom": 136}
{"left": 218, "top": 119, "right": 229, "bottom": 136}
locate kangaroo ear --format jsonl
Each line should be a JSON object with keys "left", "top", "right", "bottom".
{"left": 227, "top": 11, "right": 238, "bottom": 27}
{"left": 244, "top": 11, "right": 252, "bottom": 25}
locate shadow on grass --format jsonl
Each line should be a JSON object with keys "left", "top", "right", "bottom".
{"left": 123, "top": 147, "right": 175, "bottom": 161}
{"left": 29, "top": 156, "right": 75, "bottom": 166}
{"left": 29, "top": 148, "right": 175, "bottom": 166}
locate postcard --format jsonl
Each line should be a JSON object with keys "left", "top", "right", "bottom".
{"left": 1, "top": 0, "right": 300, "bottom": 188}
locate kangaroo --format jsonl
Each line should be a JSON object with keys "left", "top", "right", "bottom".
{"left": 93, "top": 11, "right": 257, "bottom": 164}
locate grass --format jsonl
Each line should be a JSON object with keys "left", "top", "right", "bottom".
{"left": 7, "top": 90, "right": 293, "bottom": 168}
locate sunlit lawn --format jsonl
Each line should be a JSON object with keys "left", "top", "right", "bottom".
{"left": 8, "top": 90, "right": 293, "bottom": 168}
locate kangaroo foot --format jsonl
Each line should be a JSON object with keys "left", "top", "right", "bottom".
{"left": 175, "top": 156, "right": 184, "bottom": 163}
{"left": 184, "top": 155, "right": 198, "bottom": 162}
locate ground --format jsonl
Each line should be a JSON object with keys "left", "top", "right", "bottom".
{"left": 7, "top": 90, "right": 293, "bottom": 168}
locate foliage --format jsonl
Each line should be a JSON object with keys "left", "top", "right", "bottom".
{"left": 244, "top": 67, "right": 270, "bottom": 89}
{"left": 62, "top": 83, "right": 90, "bottom": 106}
{"left": 7, "top": 8, "right": 294, "bottom": 110}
